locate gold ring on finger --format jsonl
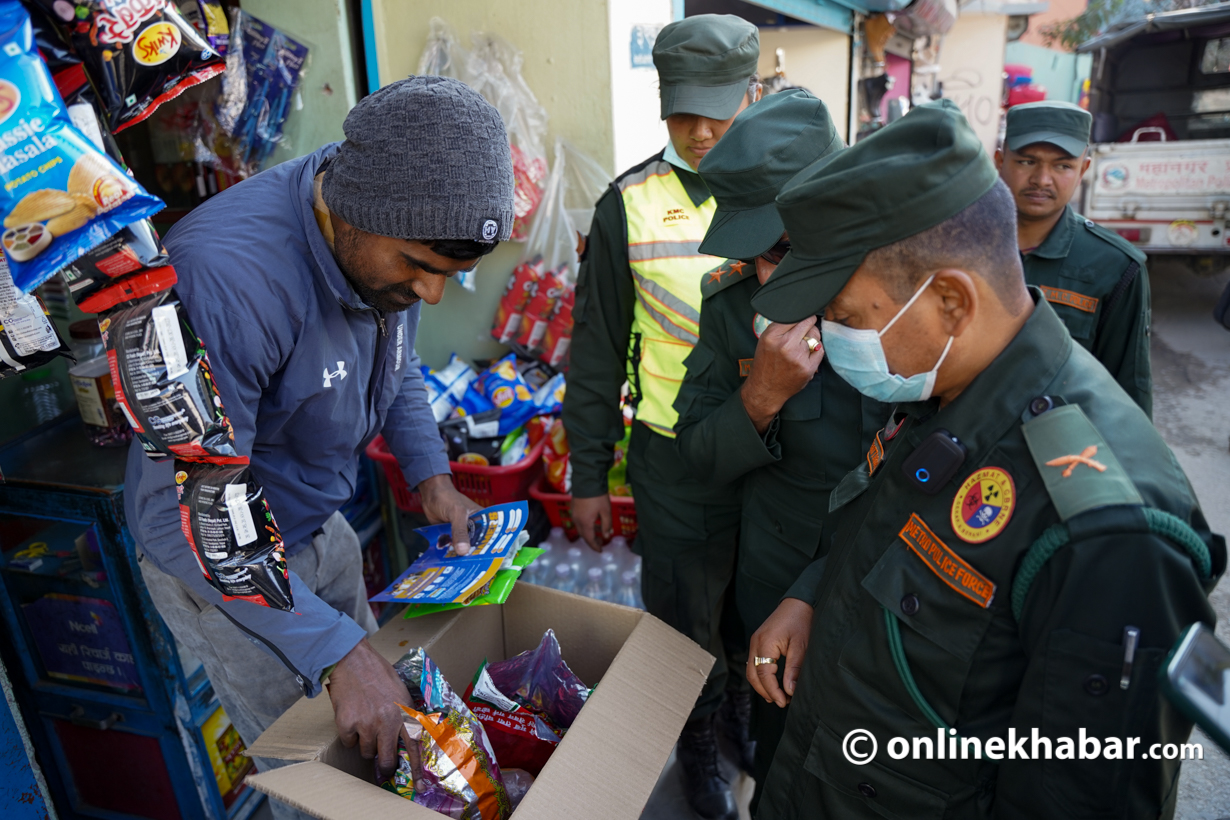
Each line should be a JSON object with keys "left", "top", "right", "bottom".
{"left": 804, "top": 336, "right": 820, "bottom": 353}
{"left": 754, "top": 656, "right": 777, "bottom": 667}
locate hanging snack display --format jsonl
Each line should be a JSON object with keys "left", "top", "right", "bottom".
{"left": 174, "top": 460, "right": 294, "bottom": 611}
{"left": 99, "top": 290, "right": 238, "bottom": 460}
{"left": 0, "top": 1, "right": 165, "bottom": 293}
{"left": 33, "top": 0, "right": 226, "bottom": 134}
{"left": 58, "top": 220, "right": 170, "bottom": 303}
{"left": 0, "top": 257, "right": 71, "bottom": 378}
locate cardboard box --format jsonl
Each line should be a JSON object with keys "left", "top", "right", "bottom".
{"left": 246, "top": 583, "right": 715, "bottom": 819}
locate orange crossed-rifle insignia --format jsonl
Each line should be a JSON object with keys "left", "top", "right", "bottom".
{"left": 1045, "top": 445, "right": 1107, "bottom": 478}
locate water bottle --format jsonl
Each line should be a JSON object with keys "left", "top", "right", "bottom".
{"left": 549, "top": 562, "right": 576, "bottom": 594}
{"left": 528, "top": 541, "right": 554, "bottom": 585}
{"left": 547, "top": 526, "right": 570, "bottom": 551}
{"left": 581, "top": 567, "right": 606, "bottom": 600}
{"left": 566, "top": 546, "right": 587, "bottom": 576}
{"left": 616, "top": 570, "right": 642, "bottom": 609}
{"left": 602, "top": 561, "right": 620, "bottom": 599}
{"left": 607, "top": 535, "right": 633, "bottom": 571}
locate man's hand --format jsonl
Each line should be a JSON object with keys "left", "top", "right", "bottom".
{"left": 418, "top": 474, "right": 478, "bottom": 555}
{"left": 328, "top": 638, "right": 413, "bottom": 783}
{"left": 571, "top": 494, "right": 611, "bottom": 552}
{"left": 747, "top": 598, "right": 814, "bottom": 708}
{"left": 741, "top": 316, "right": 824, "bottom": 434}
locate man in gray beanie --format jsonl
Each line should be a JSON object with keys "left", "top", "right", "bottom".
{"left": 124, "top": 76, "right": 513, "bottom": 819}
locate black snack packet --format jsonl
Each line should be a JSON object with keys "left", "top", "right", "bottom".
{"left": 0, "top": 258, "right": 72, "bottom": 379}
{"left": 175, "top": 460, "right": 294, "bottom": 611}
{"left": 99, "top": 289, "right": 238, "bottom": 459}
{"left": 34, "top": 0, "right": 225, "bottom": 134}
{"left": 62, "top": 220, "right": 169, "bottom": 303}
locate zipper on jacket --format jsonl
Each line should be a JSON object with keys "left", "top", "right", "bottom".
{"left": 369, "top": 310, "right": 392, "bottom": 409}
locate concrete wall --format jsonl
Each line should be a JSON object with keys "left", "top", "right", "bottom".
{"left": 243, "top": 0, "right": 359, "bottom": 167}
{"left": 757, "top": 26, "right": 852, "bottom": 138}
{"left": 1005, "top": 40, "right": 1091, "bottom": 104}
{"left": 940, "top": 12, "right": 1008, "bottom": 152}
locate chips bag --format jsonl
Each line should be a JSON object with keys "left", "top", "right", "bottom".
{"left": 541, "top": 418, "right": 569, "bottom": 494}
{"left": 490, "top": 258, "right": 541, "bottom": 344}
{"left": 387, "top": 648, "right": 510, "bottom": 820}
{"left": 513, "top": 267, "right": 562, "bottom": 354}
{"left": 539, "top": 284, "right": 573, "bottom": 369}
{"left": 34, "top": 0, "right": 226, "bottom": 134}
{"left": 60, "top": 220, "right": 169, "bottom": 304}
{"left": 100, "top": 289, "right": 239, "bottom": 459}
{"left": 0, "top": 1, "right": 165, "bottom": 293}
{"left": 174, "top": 460, "right": 293, "bottom": 611}
{"left": 0, "top": 256, "right": 70, "bottom": 378}
{"left": 462, "top": 629, "right": 590, "bottom": 776}
{"left": 475, "top": 353, "right": 536, "bottom": 436}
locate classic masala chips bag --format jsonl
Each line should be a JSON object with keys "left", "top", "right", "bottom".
{"left": 175, "top": 460, "right": 294, "bottom": 611}
{"left": 0, "top": 1, "right": 164, "bottom": 293}
{"left": 33, "top": 0, "right": 226, "bottom": 134}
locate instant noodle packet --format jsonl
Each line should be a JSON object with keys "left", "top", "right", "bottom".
{"left": 99, "top": 289, "right": 238, "bottom": 459}
{"left": 0, "top": 1, "right": 165, "bottom": 293}
{"left": 34, "top": 0, "right": 226, "bottom": 134}
{"left": 175, "top": 460, "right": 294, "bottom": 611}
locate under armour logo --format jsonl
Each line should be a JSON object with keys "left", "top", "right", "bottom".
{"left": 322, "top": 361, "right": 348, "bottom": 388}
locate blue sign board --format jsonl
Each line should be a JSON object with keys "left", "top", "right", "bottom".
{"left": 23, "top": 595, "right": 141, "bottom": 691}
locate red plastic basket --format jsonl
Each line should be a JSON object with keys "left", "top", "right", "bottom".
{"left": 528, "top": 474, "right": 637, "bottom": 542}
{"left": 365, "top": 435, "right": 545, "bottom": 512}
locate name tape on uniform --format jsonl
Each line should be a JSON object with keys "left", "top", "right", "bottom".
{"left": 1040, "top": 286, "right": 1099, "bottom": 314}
{"left": 899, "top": 513, "right": 996, "bottom": 608}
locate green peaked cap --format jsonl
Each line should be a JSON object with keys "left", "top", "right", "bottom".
{"left": 698, "top": 88, "right": 843, "bottom": 260}
{"left": 752, "top": 99, "right": 998, "bottom": 323}
{"left": 1005, "top": 101, "right": 1092, "bottom": 158}
{"left": 653, "top": 14, "right": 759, "bottom": 120}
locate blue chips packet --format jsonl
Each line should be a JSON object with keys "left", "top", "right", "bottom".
{"left": 0, "top": 1, "right": 164, "bottom": 293}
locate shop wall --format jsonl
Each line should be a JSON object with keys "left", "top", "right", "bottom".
{"left": 1005, "top": 40, "right": 1091, "bottom": 104}
{"left": 610, "top": 1, "right": 675, "bottom": 173}
{"left": 367, "top": 0, "right": 621, "bottom": 368}
{"left": 243, "top": 0, "right": 360, "bottom": 167}
{"left": 757, "top": 26, "right": 852, "bottom": 138}
{"left": 939, "top": 12, "right": 1009, "bottom": 152}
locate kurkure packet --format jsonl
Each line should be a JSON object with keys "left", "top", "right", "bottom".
{"left": 0, "top": 1, "right": 164, "bottom": 293}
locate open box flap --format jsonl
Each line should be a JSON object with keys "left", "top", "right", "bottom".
{"left": 247, "top": 761, "right": 444, "bottom": 820}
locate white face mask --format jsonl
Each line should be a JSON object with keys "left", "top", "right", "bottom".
{"left": 820, "top": 274, "right": 954, "bottom": 403}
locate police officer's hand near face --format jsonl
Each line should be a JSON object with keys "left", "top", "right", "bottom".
{"left": 572, "top": 495, "right": 612, "bottom": 552}
{"left": 329, "top": 638, "right": 413, "bottom": 783}
{"left": 741, "top": 316, "right": 824, "bottom": 434}
{"left": 418, "top": 474, "right": 479, "bottom": 555}
{"left": 747, "top": 598, "right": 814, "bottom": 707}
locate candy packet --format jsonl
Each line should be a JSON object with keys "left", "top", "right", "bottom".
{"left": 0, "top": 1, "right": 166, "bottom": 293}
{"left": 33, "top": 0, "right": 226, "bottom": 134}
{"left": 100, "top": 289, "right": 239, "bottom": 460}
{"left": 174, "top": 459, "right": 293, "bottom": 611}
{"left": 385, "top": 647, "right": 510, "bottom": 820}
{"left": 0, "top": 256, "right": 71, "bottom": 378}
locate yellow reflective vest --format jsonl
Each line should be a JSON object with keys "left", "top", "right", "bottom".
{"left": 618, "top": 160, "right": 721, "bottom": 437}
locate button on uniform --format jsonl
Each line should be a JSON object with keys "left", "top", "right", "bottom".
{"left": 900, "top": 593, "right": 920, "bottom": 616}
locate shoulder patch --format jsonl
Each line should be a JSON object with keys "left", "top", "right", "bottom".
{"left": 1021, "top": 404, "right": 1142, "bottom": 522}
{"left": 701, "top": 259, "right": 753, "bottom": 299}
{"left": 1082, "top": 219, "right": 1147, "bottom": 264}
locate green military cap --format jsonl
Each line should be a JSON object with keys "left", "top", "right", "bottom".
{"left": 1004, "top": 101, "right": 1091, "bottom": 158}
{"left": 752, "top": 99, "right": 998, "bottom": 323}
{"left": 698, "top": 88, "right": 842, "bottom": 260}
{"left": 653, "top": 14, "right": 759, "bottom": 121}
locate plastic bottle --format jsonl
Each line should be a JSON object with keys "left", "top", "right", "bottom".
{"left": 566, "top": 545, "right": 587, "bottom": 576}
{"left": 606, "top": 535, "right": 634, "bottom": 571}
{"left": 547, "top": 526, "right": 570, "bottom": 551}
{"left": 527, "top": 541, "right": 554, "bottom": 585}
{"left": 602, "top": 561, "right": 620, "bottom": 599}
{"left": 581, "top": 567, "right": 606, "bottom": 600}
{"left": 616, "top": 570, "right": 642, "bottom": 609}
{"left": 549, "top": 562, "right": 576, "bottom": 594}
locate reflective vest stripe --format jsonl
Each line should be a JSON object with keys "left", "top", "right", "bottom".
{"left": 628, "top": 241, "right": 705, "bottom": 261}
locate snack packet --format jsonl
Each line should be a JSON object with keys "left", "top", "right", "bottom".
{"left": 0, "top": 256, "right": 71, "bottom": 378}
{"left": 490, "top": 258, "right": 541, "bottom": 344}
{"left": 462, "top": 629, "right": 590, "bottom": 776}
{"left": 541, "top": 418, "right": 570, "bottom": 494}
{"left": 385, "top": 648, "right": 510, "bottom": 820}
{"left": 530, "top": 371, "right": 565, "bottom": 417}
{"left": 60, "top": 220, "right": 170, "bottom": 304}
{"left": 475, "top": 353, "right": 537, "bottom": 436}
{"left": 174, "top": 460, "right": 293, "bottom": 611}
{"left": 539, "top": 283, "right": 574, "bottom": 369}
{"left": 423, "top": 354, "right": 481, "bottom": 423}
{"left": 609, "top": 420, "right": 632, "bottom": 496}
{"left": 0, "top": 1, "right": 166, "bottom": 293}
{"left": 498, "top": 426, "right": 529, "bottom": 466}
{"left": 514, "top": 268, "right": 562, "bottom": 353}
{"left": 177, "top": 0, "right": 229, "bottom": 54}
{"left": 100, "top": 289, "right": 239, "bottom": 459}
{"left": 34, "top": 0, "right": 226, "bottom": 134}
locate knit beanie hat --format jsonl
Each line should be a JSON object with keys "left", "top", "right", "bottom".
{"left": 323, "top": 76, "right": 515, "bottom": 243}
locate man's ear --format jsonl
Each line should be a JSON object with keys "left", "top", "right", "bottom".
{"left": 1080, "top": 153, "right": 1092, "bottom": 177}
{"left": 931, "top": 269, "right": 978, "bottom": 338}
{"left": 994, "top": 148, "right": 1004, "bottom": 171}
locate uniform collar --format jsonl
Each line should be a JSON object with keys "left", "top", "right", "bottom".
{"left": 1025, "top": 204, "right": 1077, "bottom": 261}
{"left": 662, "top": 142, "right": 713, "bottom": 208}
{"left": 905, "top": 288, "right": 1072, "bottom": 465}
{"left": 293, "top": 143, "right": 375, "bottom": 312}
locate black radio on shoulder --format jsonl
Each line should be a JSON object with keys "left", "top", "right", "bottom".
{"left": 901, "top": 429, "right": 967, "bottom": 495}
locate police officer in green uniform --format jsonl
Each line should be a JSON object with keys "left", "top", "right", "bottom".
{"left": 672, "top": 89, "right": 889, "bottom": 803}
{"left": 997, "top": 101, "right": 1152, "bottom": 416}
{"left": 561, "top": 15, "right": 760, "bottom": 820}
{"left": 746, "top": 101, "right": 1224, "bottom": 819}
